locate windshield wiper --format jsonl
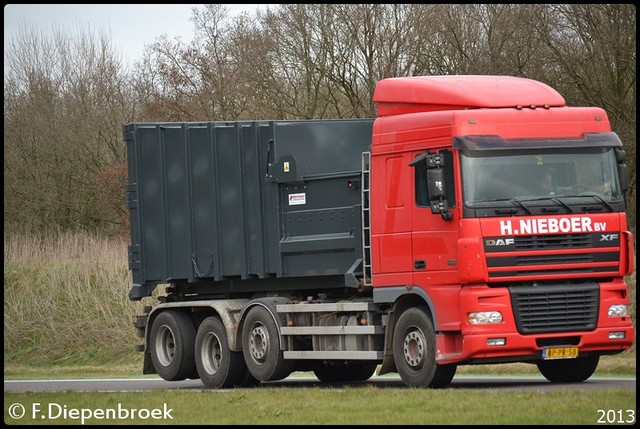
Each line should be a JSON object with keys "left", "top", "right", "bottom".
{"left": 551, "top": 197, "right": 573, "bottom": 213}
{"left": 509, "top": 198, "right": 532, "bottom": 214}
{"left": 510, "top": 196, "right": 574, "bottom": 214}
{"left": 577, "top": 193, "right": 615, "bottom": 212}
{"left": 473, "top": 196, "right": 577, "bottom": 215}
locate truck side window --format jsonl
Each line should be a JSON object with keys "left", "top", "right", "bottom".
{"left": 415, "top": 150, "right": 455, "bottom": 208}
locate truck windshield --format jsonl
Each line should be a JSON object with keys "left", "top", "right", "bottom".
{"left": 461, "top": 147, "right": 622, "bottom": 206}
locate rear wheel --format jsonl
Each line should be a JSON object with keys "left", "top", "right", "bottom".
{"left": 392, "top": 306, "right": 456, "bottom": 388}
{"left": 195, "top": 316, "right": 248, "bottom": 388}
{"left": 537, "top": 355, "right": 599, "bottom": 383}
{"left": 149, "top": 310, "right": 196, "bottom": 381}
{"left": 242, "top": 305, "right": 294, "bottom": 381}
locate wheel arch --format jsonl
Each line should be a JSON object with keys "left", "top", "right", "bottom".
{"left": 373, "top": 286, "right": 437, "bottom": 375}
{"left": 234, "top": 297, "right": 291, "bottom": 350}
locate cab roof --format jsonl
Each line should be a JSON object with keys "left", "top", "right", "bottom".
{"left": 373, "top": 75, "right": 566, "bottom": 116}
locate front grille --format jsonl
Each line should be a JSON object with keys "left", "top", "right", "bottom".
{"left": 487, "top": 251, "right": 619, "bottom": 267}
{"left": 509, "top": 282, "right": 599, "bottom": 334}
{"left": 513, "top": 234, "right": 592, "bottom": 250}
{"left": 484, "top": 232, "right": 620, "bottom": 253}
{"left": 484, "top": 232, "right": 620, "bottom": 279}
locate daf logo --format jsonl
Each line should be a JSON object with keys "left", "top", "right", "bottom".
{"left": 600, "top": 234, "right": 619, "bottom": 242}
{"left": 485, "top": 238, "right": 515, "bottom": 246}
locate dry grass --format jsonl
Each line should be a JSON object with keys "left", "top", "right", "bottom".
{"left": 4, "top": 232, "right": 144, "bottom": 366}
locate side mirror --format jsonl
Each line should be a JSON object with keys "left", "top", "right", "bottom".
{"left": 427, "top": 168, "right": 446, "bottom": 200}
{"left": 410, "top": 150, "right": 453, "bottom": 221}
{"left": 427, "top": 164, "right": 452, "bottom": 221}
{"left": 617, "top": 163, "right": 628, "bottom": 193}
{"left": 614, "top": 148, "right": 628, "bottom": 193}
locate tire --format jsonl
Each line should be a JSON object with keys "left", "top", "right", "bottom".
{"left": 537, "top": 355, "right": 599, "bottom": 383}
{"left": 149, "top": 310, "right": 196, "bottom": 381}
{"left": 313, "top": 362, "right": 378, "bottom": 383}
{"left": 238, "top": 367, "right": 262, "bottom": 387}
{"left": 242, "top": 305, "right": 294, "bottom": 381}
{"left": 429, "top": 362, "right": 457, "bottom": 388}
{"left": 195, "top": 316, "right": 248, "bottom": 388}
{"left": 392, "top": 306, "right": 456, "bottom": 388}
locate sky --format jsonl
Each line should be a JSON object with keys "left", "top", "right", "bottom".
{"left": 4, "top": 4, "right": 267, "bottom": 65}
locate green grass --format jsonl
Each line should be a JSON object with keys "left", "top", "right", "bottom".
{"left": 4, "top": 388, "right": 637, "bottom": 425}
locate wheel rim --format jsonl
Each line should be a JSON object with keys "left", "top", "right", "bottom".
{"left": 155, "top": 325, "right": 176, "bottom": 367}
{"left": 200, "top": 332, "right": 222, "bottom": 375}
{"left": 248, "top": 323, "right": 269, "bottom": 365}
{"left": 402, "top": 326, "right": 426, "bottom": 369}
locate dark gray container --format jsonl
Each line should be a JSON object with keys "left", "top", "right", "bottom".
{"left": 124, "top": 119, "right": 373, "bottom": 299}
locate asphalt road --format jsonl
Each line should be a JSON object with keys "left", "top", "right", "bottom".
{"left": 4, "top": 375, "right": 636, "bottom": 393}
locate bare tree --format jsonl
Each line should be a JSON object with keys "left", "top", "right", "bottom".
{"left": 133, "top": 4, "right": 266, "bottom": 121}
{"left": 4, "top": 23, "right": 134, "bottom": 235}
{"left": 535, "top": 4, "right": 636, "bottom": 227}
{"left": 5, "top": 4, "right": 634, "bottom": 235}
{"left": 130, "top": 3, "right": 640, "bottom": 233}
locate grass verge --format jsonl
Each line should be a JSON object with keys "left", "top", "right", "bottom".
{"left": 4, "top": 388, "right": 637, "bottom": 425}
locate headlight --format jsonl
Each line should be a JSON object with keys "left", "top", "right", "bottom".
{"left": 608, "top": 304, "right": 629, "bottom": 317}
{"left": 467, "top": 311, "right": 503, "bottom": 325}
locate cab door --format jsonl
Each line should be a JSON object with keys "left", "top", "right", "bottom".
{"left": 370, "top": 153, "right": 414, "bottom": 286}
{"left": 410, "top": 149, "right": 460, "bottom": 286}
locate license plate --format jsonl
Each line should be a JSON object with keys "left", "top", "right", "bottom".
{"left": 542, "top": 346, "right": 579, "bottom": 360}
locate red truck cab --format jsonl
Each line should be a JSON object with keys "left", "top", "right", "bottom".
{"left": 370, "top": 76, "right": 634, "bottom": 381}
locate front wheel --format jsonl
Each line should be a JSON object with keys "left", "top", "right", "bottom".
{"left": 537, "top": 355, "right": 599, "bottom": 383}
{"left": 392, "top": 306, "right": 456, "bottom": 388}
